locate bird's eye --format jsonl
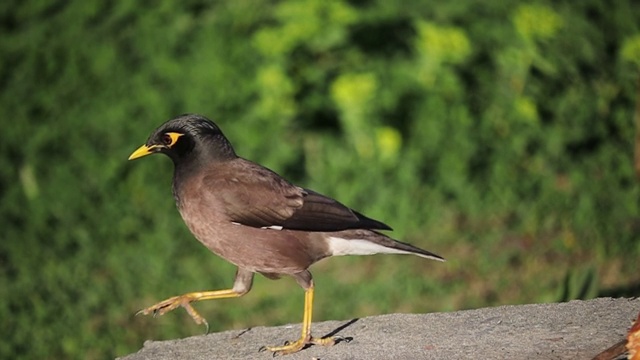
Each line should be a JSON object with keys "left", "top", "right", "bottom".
{"left": 161, "top": 132, "right": 184, "bottom": 147}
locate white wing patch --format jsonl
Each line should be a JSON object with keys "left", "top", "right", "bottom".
{"left": 231, "top": 222, "right": 283, "bottom": 230}
{"left": 327, "top": 236, "right": 412, "bottom": 256}
{"left": 261, "top": 225, "right": 283, "bottom": 230}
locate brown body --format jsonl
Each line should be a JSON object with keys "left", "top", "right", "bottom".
{"left": 175, "top": 158, "right": 332, "bottom": 275}
{"left": 177, "top": 170, "right": 331, "bottom": 275}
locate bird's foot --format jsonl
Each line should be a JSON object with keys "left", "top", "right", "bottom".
{"left": 136, "top": 294, "right": 209, "bottom": 331}
{"left": 260, "top": 334, "right": 340, "bottom": 356}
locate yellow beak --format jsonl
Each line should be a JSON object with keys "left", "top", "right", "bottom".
{"left": 128, "top": 144, "right": 158, "bottom": 160}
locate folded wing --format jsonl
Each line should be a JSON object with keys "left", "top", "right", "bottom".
{"left": 208, "top": 160, "right": 392, "bottom": 232}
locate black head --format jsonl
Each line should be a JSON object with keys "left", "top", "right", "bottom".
{"left": 128, "top": 114, "right": 237, "bottom": 165}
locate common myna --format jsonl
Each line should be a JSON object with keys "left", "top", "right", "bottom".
{"left": 128, "top": 114, "right": 444, "bottom": 355}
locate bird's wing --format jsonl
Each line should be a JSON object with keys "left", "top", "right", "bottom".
{"left": 281, "top": 188, "right": 392, "bottom": 231}
{"left": 205, "top": 160, "right": 391, "bottom": 232}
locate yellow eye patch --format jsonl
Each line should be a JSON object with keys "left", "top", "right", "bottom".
{"left": 162, "top": 132, "right": 184, "bottom": 147}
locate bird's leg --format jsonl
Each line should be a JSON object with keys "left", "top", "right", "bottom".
{"left": 137, "top": 268, "right": 254, "bottom": 330}
{"left": 136, "top": 289, "right": 239, "bottom": 330}
{"left": 263, "top": 272, "right": 337, "bottom": 355}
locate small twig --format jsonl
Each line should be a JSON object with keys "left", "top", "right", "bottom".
{"left": 232, "top": 327, "right": 252, "bottom": 339}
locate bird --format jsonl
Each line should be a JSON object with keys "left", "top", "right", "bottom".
{"left": 128, "top": 114, "right": 444, "bottom": 355}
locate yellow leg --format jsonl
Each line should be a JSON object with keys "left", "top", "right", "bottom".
{"left": 137, "top": 289, "right": 242, "bottom": 330}
{"left": 138, "top": 268, "right": 253, "bottom": 330}
{"left": 264, "top": 283, "right": 336, "bottom": 355}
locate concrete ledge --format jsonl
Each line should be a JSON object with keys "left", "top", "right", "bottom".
{"left": 118, "top": 297, "right": 639, "bottom": 359}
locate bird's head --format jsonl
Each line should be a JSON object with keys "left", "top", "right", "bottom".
{"left": 128, "top": 114, "right": 236, "bottom": 165}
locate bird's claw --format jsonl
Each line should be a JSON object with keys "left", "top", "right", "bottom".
{"left": 136, "top": 294, "right": 209, "bottom": 333}
{"left": 259, "top": 334, "right": 341, "bottom": 356}
{"left": 332, "top": 335, "right": 352, "bottom": 344}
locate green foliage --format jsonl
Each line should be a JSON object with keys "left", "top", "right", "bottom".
{"left": 1, "top": 0, "right": 639, "bottom": 359}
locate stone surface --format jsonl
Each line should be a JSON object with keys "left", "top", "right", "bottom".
{"left": 118, "top": 297, "right": 639, "bottom": 360}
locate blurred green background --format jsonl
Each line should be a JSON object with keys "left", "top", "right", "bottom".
{"left": 2, "top": 0, "right": 640, "bottom": 359}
